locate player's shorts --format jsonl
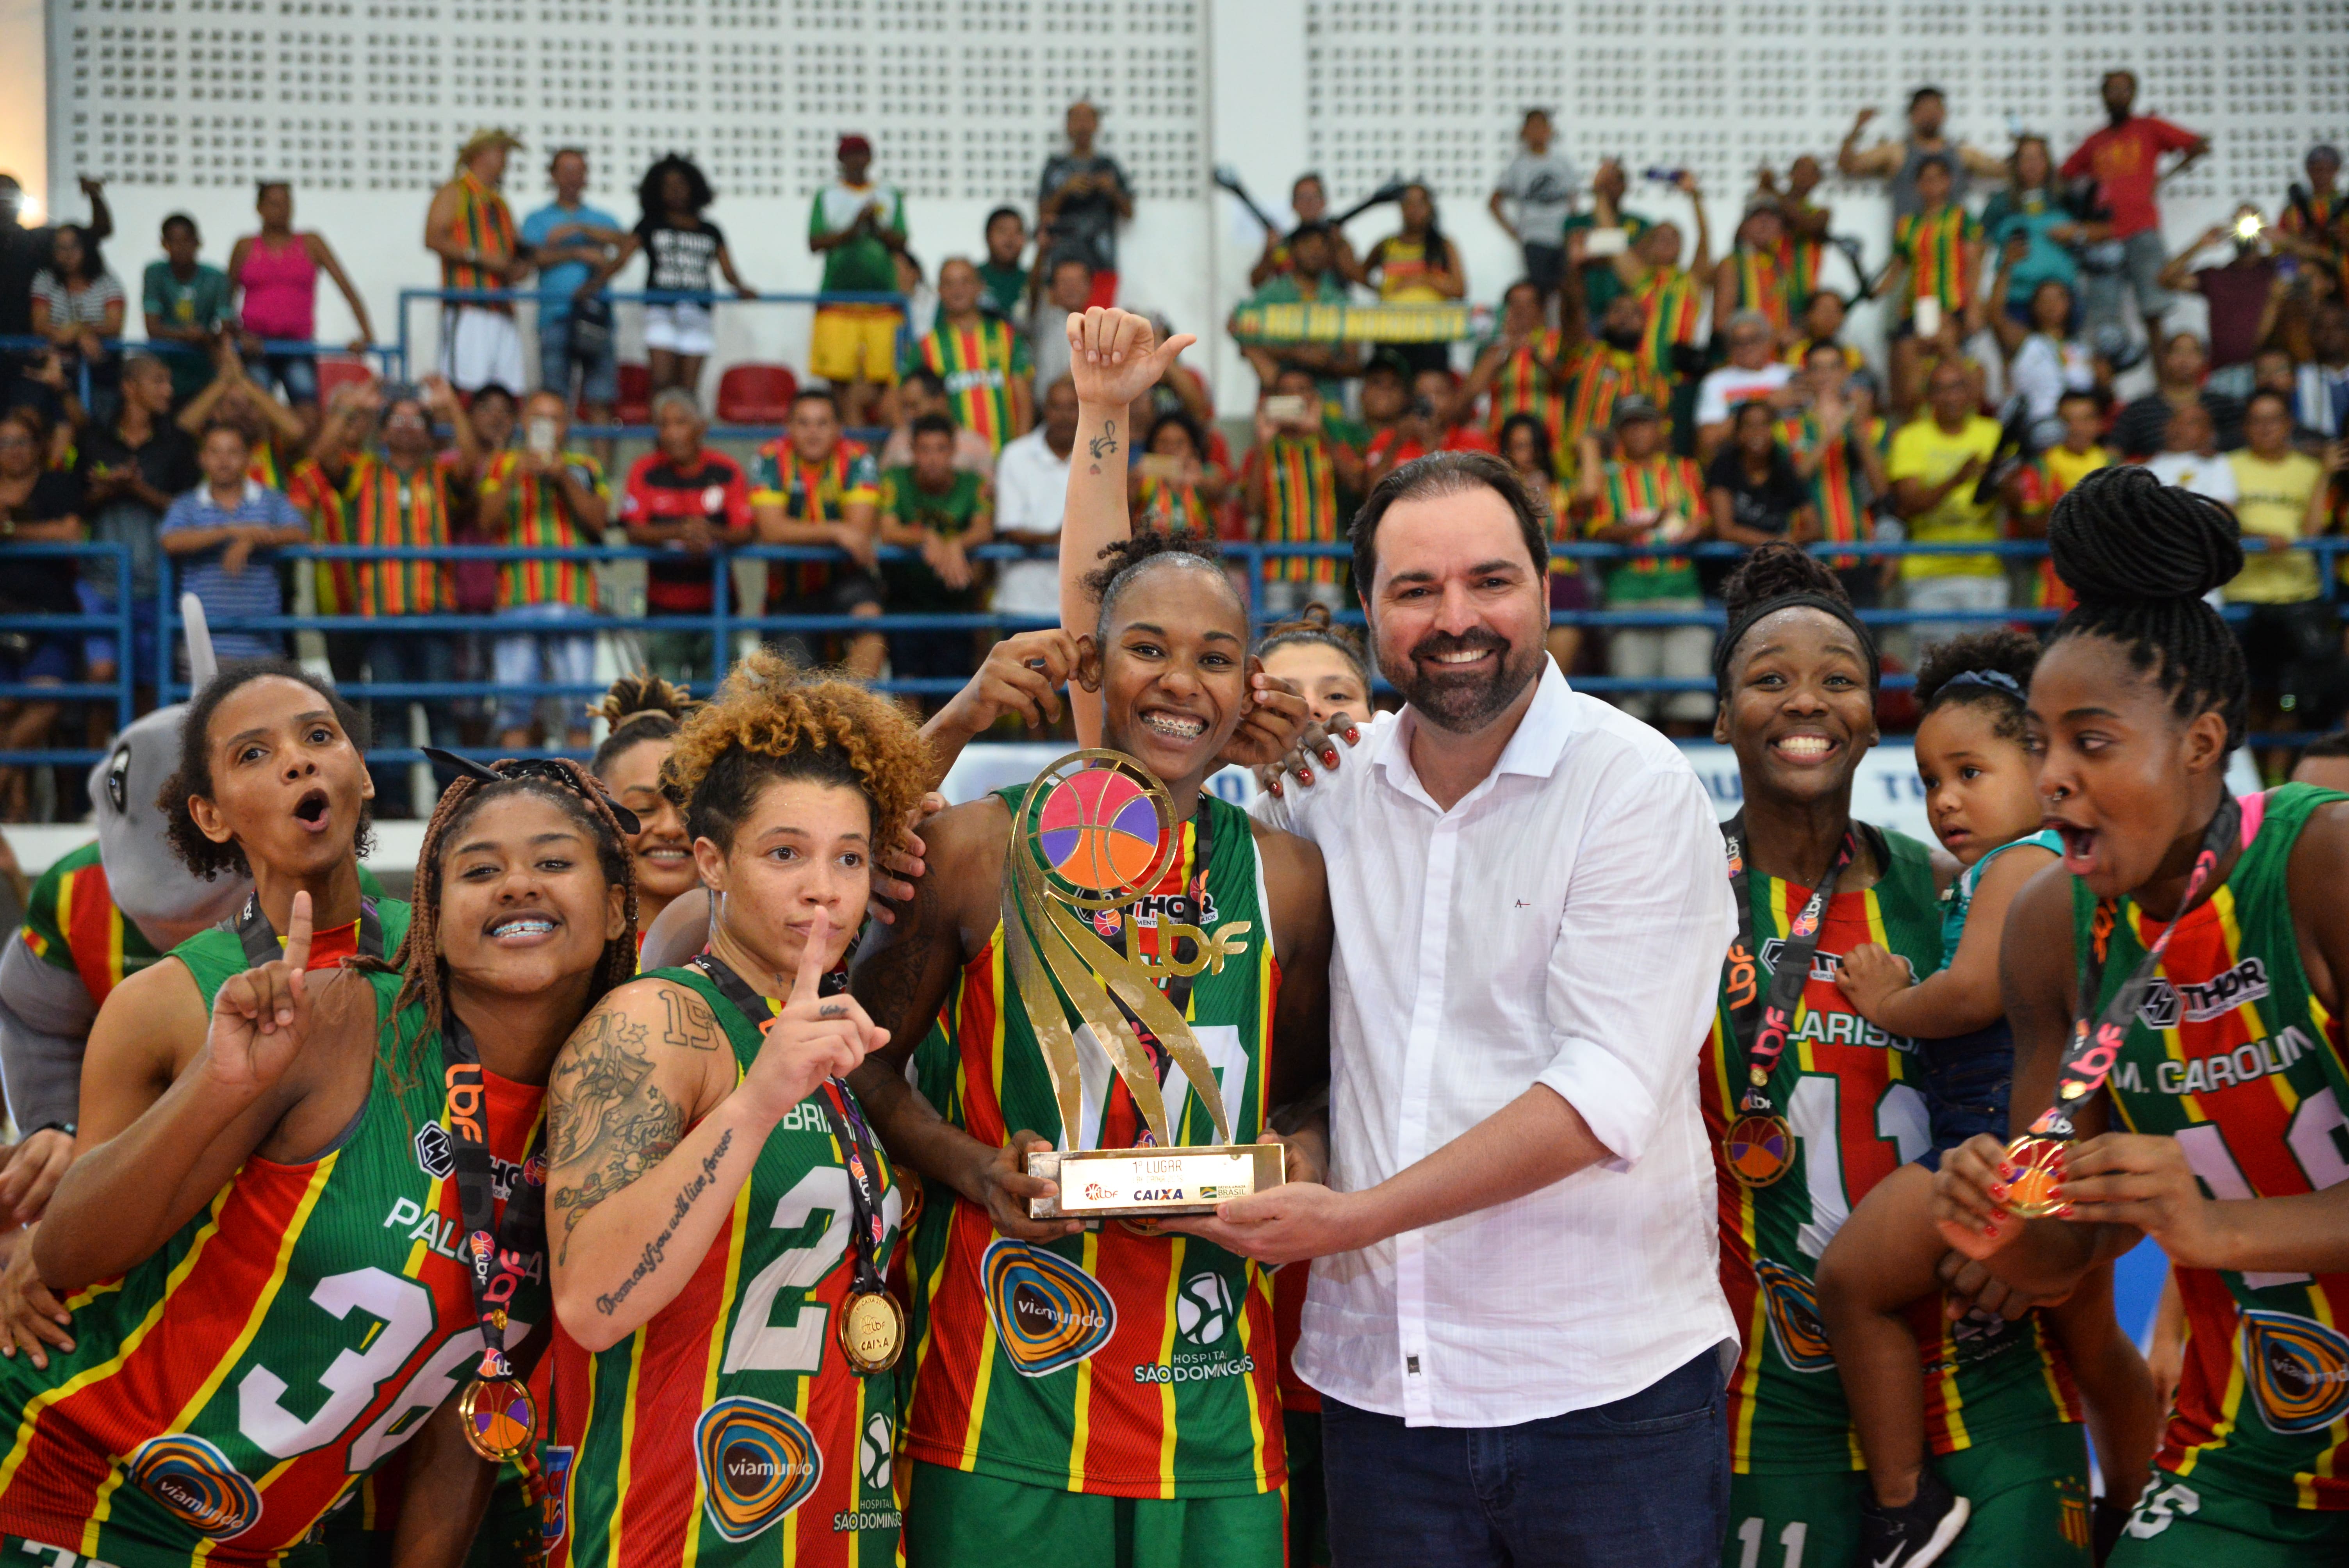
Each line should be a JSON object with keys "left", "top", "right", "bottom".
{"left": 902, "top": 1459, "right": 1285, "bottom": 1568}
{"left": 643, "top": 301, "right": 716, "bottom": 357}
{"left": 1724, "top": 1421, "right": 2091, "bottom": 1568}
{"left": 809, "top": 305, "right": 903, "bottom": 386}
{"left": 2111, "top": 1472, "right": 2349, "bottom": 1567}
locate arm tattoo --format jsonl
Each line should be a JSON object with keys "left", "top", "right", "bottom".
{"left": 1087, "top": 421, "right": 1118, "bottom": 459}
{"left": 593, "top": 1127, "right": 732, "bottom": 1316}
{"left": 547, "top": 1005, "right": 686, "bottom": 1262}
{"left": 659, "top": 988, "right": 721, "bottom": 1051}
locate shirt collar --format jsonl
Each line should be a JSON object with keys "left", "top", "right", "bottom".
{"left": 1374, "top": 656, "right": 1579, "bottom": 807}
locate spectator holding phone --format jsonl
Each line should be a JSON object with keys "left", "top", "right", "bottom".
{"left": 1245, "top": 365, "right": 1363, "bottom": 615}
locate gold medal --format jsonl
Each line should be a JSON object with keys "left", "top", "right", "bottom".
{"left": 2000, "top": 1135, "right": 2068, "bottom": 1219}
{"left": 458, "top": 1374, "right": 538, "bottom": 1462}
{"left": 839, "top": 1290, "right": 905, "bottom": 1374}
{"left": 1723, "top": 1112, "right": 1795, "bottom": 1189}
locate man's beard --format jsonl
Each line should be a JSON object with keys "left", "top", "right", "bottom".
{"left": 1379, "top": 626, "right": 1543, "bottom": 734}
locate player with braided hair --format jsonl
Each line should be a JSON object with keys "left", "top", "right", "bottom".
{"left": 544, "top": 652, "right": 930, "bottom": 1567}
{"left": 848, "top": 472, "right": 1334, "bottom": 1562}
{"left": 1701, "top": 545, "right": 2094, "bottom": 1568}
{"left": 1935, "top": 464, "right": 2349, "bottom": 1564}
{"left": 0, "top": 747, "right": 636, "bottom": 1564}
{"left": 589, "top": 672, "right": 704, "bottom": 941}
{"left": 1817, "top": 626, "right": 2158, "bottom": 1566}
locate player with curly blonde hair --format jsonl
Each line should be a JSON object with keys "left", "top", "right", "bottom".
{"left": 542, "top": 648, "right": 934, "bottom": 1567}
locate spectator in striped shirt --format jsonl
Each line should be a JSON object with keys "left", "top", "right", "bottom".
{"left": 902, "top": 256, "right": 1031, "bottom": 455}
{"left": 478, "top": 387, "right": 608, "bottom": 751}
{"left": 1244, "top": 364, "right": 1363, "bottom": 616}
{"left": 158, "top": 422, "right": 305, "bottom": 665}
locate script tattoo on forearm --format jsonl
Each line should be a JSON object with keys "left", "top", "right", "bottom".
{"left": 593, "top": 1128, "right": 732, "bottom": 1316}
{"left": 1087, "top": 420, "right": 1118, "bottom": 460}
{"left": 547, "top": 1005, "right": 684, "bottom": 1262}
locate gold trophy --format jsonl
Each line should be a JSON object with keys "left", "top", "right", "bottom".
{"left": 1005, "top": 750, "right": 1286, "bottom": 1221}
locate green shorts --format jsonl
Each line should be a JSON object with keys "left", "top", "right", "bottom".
{"left": 2111, "top": 1473, "right": 2349, "bottom": 1567}
{"left": 1725, "top": 1422, "right": 2091, "bottom": 1568}
{"left": 903, "top": 1459, "right": 1285, "bottom": 1568}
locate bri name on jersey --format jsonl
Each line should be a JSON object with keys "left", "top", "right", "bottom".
{"left": 2109, "top": 1025, "right": 2320, "bottom": 1098}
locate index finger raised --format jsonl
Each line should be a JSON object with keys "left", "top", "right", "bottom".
{"left": 789, "top": 911, "right": 835, "bottom": 1009}
{"left": 282, "top": 890, "right": 314, "bottom": 973}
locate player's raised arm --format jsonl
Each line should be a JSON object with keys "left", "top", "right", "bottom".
{"left": 1058, "top": 307, "right": 1197, "bottom": 747}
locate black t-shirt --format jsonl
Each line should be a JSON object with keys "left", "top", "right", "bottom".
{"left": 5, "top": 469, "right": 87, "bottom": 612}
{"left": 77, "top": 419, "right": 197, "bottom": 593}
{"left": 0, "top": 224, "right": 56, "bottom": 338}
{"left": 635, "top": 218, "right": 725, "bottom": 295}
{"left": 1705, "top": 444, "right": 1810, "bottom": 538}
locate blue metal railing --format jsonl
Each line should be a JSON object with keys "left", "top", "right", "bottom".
{"left": 1, "top": 535, "right": 2344, "bottom": 776}
{"left": 0, "top": 335, "right": 407, "bottom": 412}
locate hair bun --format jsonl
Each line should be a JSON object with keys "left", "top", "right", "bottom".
{"left": 1719, "top": 540, "right": 1847, "bottom": 627}
{"left": 590, "top": 671, "right": 701, "bottom": 728}
{"left": 2048, "top": 465, "right": 2243, "bottom": 604}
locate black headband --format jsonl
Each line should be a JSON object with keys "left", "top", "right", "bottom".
{"left": 1712, "top": 592, "right": 1880, "bottom": 698}
{"left": 1936, "top": 668, "right": 2026, "bottom": 702}
{"left": 424, "top": 748, "right": 642, "bottom": 836}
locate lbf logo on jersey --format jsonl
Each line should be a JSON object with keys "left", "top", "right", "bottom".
{"left": 983, "top": 1239, "right": 1116, "bottom": 1376}
{"left": 2240, "top": 1309, "right": 2349, "bottom": 1435}
{"left": 126, "top": 1433, "right": 261, "bottom": 1539}
{"left": 695, "top": 1397, "right": 823, "bottom": 1542}
{"left": 1756, "top": 1258, "right": 1835, "bottom": 1375}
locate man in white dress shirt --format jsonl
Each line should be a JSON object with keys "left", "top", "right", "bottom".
{"left": 1186, "top": 451, "right": 1739, "bottom": 1563}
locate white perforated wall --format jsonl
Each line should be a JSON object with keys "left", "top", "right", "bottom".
{"left": 33, "top": 0, "right": 2349, "bottom": 411}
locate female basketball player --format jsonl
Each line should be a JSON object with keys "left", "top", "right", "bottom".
{"left": 0, "top": 663, "right": 400, "bottom": 1369}
{"left": 544, "top": 655, "right": 929, "bottom": 1566}
{"left": 588, "top": 672, "right": 703, "bottom": 942}
{"left": 1933, "top": 466, "right": 2349, "bottom": 1566}
{"left": 1702, "top": 544, "right": 2091, "bottom": 1568}
{"left": 1813, "top": 630, "right": 2157, "bottom": 1566}
{"left": 0, "top": 756, "right": 635, "bottom": 1564}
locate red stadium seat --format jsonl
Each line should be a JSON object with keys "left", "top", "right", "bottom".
{"left": 614, "top": 362, "right": 652, "bottom": 426}
{"left": 716, "top": 363, "right": 799, "bottom": 424}
{"left": 315, "top": 356, "right": 373, "bottom": 403}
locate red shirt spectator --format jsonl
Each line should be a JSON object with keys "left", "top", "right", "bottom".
{"left": 2060, "top": 73, "right": 2206, "bottom": 239}
{"left": 620, "top": 396, "right": 752, "bottom": 613}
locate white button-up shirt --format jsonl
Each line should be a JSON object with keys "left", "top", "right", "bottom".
{"left": 1256, "top": 660, "right": 1738, "bottom": 1427}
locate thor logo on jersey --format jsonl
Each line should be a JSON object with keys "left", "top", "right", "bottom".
{"left": 2137, "top": 957, "right": 2271, "bottom": 1029}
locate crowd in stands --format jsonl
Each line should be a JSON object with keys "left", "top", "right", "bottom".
{"left": 0, "top": 77, "right": 2346, "bottom": 817}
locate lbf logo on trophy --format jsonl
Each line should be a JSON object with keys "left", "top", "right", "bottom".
{"left": 1002, "top": 749, "right": 1285, "bottom": 1221}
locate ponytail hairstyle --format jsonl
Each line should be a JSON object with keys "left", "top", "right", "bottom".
{"left": 1713, "top": 541, "right": 1880, "bottom": 700}
{"left": 364, "top": 758, "right": 638, "bottom": 1087}
{"left": 2045, "top": 465, "right": 2247, "bottom": 751}
{"left": 589, "top": 671, "right": 702, "bottom": 782}
{"left": 1254, "top": 602, "right": 1370, "bottom": 689}
{"left": 1913, "top": 629, "right": 2039, "bottom": 744}
{"left": 660, "top": 649, "right": 930, "bottom": 855}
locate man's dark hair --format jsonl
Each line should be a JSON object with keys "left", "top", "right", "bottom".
{"left": 792, "top": 385, "right": 841, "bottom": 417}
{"left": 1050, "top": 254, "right": 1093, "bottom": 281}
{"left": 2244, "top": 387, "right": 2294, "bottom": 423}
{"left": 1909, "top": 85, "right": 1944, "bottom": 109}
{"left": 1914, "top": 152, "right": 1954, "bottom": 179}
{"left": 2057, "top": 386, "right": 2110, "bottom": 414}
{"left": 984, "top": 205, "right": 1023, "bottom": 232}
{"left": 904, "top": 368, "right": 949, "bottom": 399}
{"left": 1349, "top": 452, "right": 1549, "bottom": 597}
{"left": 161, "top": 213, "right": 198, "bottom": 240}
{"left": 471, "top": 381, "right": 519, "bottom": 412}
{"left": 1289, "top": 221, "right": 1334, "bottom": 251}
{"left": 909, "top": 412, "right": 957, "bottom": 441}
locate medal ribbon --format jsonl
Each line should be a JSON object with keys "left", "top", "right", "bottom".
{"left": 693, "top": 955, "right": 890, "bottom": 1297}
{"left": 439, "top": 1017, "right": 548, "bottom": 1381}
{"left": 1722, "top": 814, "right": 1864, "bottom": 1113}
{"left": 232, "top": 891, "right": 386, "bottom": 967}
{"left": 2029, "top": 793, "right": 2243, "bottom": 1138}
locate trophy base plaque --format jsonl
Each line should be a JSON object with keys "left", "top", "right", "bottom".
{"left": 1027, "top": 1145, "right": 1286, "bottom": 1220}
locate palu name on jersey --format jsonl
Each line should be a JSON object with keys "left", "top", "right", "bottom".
{"left": 2110, "top": 1023, "right": 2320, "bottom": 1099}
{"left": 379, "top": 1194, "right": 547, "bottom": 1279}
